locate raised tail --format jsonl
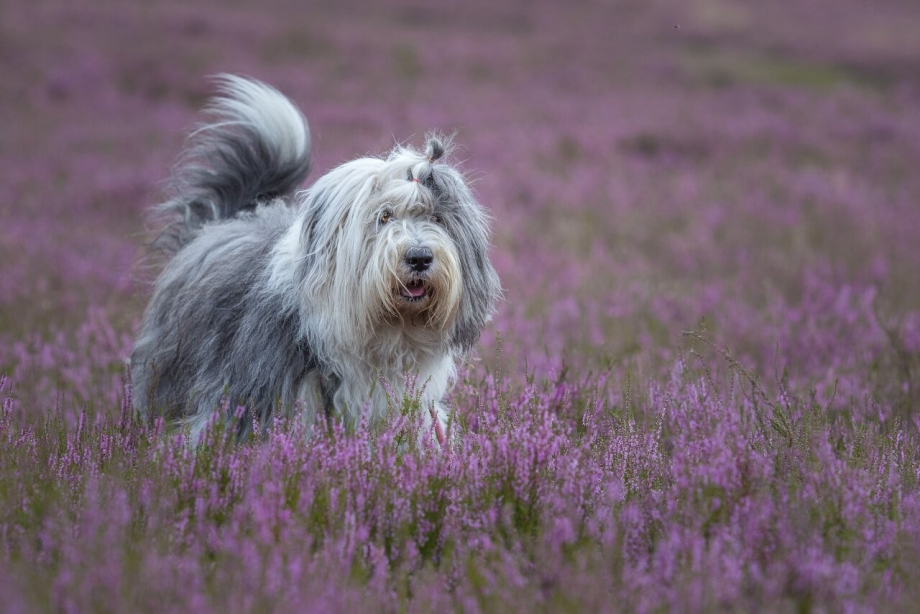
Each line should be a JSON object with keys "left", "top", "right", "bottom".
{"left": 152, "top": 75, "right": 312, "bottom": 254}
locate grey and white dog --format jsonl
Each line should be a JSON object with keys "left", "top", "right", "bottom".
{"left": 130, "top": 75, "right": 500, "bottom": 442}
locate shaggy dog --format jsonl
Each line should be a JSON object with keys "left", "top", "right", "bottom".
{"left": 130, "top": 75, "right": 500, "bottom": 443}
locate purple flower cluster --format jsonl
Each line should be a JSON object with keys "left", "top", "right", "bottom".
{"left": 2, "top": 0, "right": 920, "bottom": 609}
{"left": 1, "top": 359, "right": 917, "bottom": 611}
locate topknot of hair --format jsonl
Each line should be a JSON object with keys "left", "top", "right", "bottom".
{"left": 425, "top": 134, "right": 449, "bottom": 162}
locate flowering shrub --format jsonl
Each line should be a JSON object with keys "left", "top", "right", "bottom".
{"left": 3, "top": 0, "right": 920, "bottom": 610}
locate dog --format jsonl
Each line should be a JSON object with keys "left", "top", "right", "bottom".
{"left": 130, "top": 75, "right": 501, "bottom": 443}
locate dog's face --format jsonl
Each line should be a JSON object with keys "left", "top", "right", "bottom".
{"left": 369, "top": 178, "right": 461, "bottom": 326}
{"left": 291, "top": 137, "right": 500, "bottom": 353}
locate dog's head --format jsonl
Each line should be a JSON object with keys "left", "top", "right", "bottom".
{"left": 288, "top": 135, "right": 501, "bottom": 353}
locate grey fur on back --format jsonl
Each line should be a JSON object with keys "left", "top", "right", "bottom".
{"left": 132, "top": 206, "right": 312, "bottom": 436}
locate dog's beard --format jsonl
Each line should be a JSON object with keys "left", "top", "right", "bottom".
{"left": 366, "top": 227, "right": 462, "bottom": 333}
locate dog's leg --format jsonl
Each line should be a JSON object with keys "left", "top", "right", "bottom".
{"left": 319, "top": 372, "right": 341, "bottom": 433}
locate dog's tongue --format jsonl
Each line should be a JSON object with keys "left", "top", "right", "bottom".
{"left": 404, "top": 283, "right": 425, "bottom": 297}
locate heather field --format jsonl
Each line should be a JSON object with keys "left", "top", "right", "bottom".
{"left": 3, "top": 0, "right": 920, "bottom": 611}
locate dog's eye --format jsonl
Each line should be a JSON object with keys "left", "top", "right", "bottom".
{"left": 431, "top": 214, "right": 442, "bottom": 224}
{"left": 379, "top": 210, "right": 392, "bottom": 225}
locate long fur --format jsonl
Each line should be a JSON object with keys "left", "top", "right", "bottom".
{"left": 130, "top": 75, "right": 501, "bottom": 442}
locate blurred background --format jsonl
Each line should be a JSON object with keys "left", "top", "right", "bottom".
{"left": 2, "top": 0, "right": 919, "bottom": 412}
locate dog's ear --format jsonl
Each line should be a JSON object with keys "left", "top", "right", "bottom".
{"left": 298, "top": 159, "right": 381, "bottom": 282}
{"left": 432, "top": 167, "right": 501, "bottom": 352}
{"left": 452, "top": 224, "right": 501, "bottom": 352}
{"left": 296, "top": 158, "right": 389, "bottom": 346}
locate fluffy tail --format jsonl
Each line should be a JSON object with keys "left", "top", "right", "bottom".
{"left": 152, "top": 75, "right": 311, "bottom": 254}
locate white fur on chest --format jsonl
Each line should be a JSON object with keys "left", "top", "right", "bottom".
{"left": 296, "top": 334, "right": 455, "bottom": 434}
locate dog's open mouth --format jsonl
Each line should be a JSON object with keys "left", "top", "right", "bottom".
{"left": 399, "top": 279, "right": 428, "bottom": 302}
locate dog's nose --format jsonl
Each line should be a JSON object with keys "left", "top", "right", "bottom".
{"left": 405, "top": 247, "right": 434, "bottom": 272}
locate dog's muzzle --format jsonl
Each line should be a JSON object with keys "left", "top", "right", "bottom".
{"left": 398, "top": 246, "right": 434, "bottom": 302}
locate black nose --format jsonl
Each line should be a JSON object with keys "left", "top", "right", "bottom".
{"left": 405, "top": 247, "right": 434, "bottom": 272}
